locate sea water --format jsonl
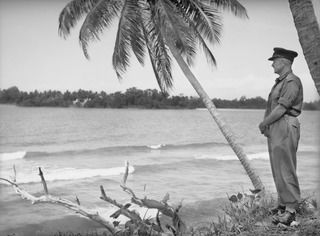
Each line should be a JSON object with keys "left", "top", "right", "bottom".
{"left": 0, "top": 105, "right": 319, "bottom": 231}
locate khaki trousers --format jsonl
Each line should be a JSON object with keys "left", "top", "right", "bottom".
{"left": 267, "top": 115, "right": 301, "bottom": 210}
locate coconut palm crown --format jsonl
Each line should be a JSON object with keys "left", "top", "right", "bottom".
{"left": 59, "top": 0, "right": 246, "bottom": 92}
{"left": 59, "top": 0, "right": 265, "bottom": 191}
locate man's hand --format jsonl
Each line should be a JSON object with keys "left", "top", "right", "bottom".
{"left": 259, "top": 121, "right": 267, "bottom": 134}
{"left": 259, "top": 121, "right": 270, "bottom": 137}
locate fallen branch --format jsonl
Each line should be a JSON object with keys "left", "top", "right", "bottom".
{"left": 1, "top": 168, "right": 115, "bottom": 235}
{"left": 1, "top": 162, "right": 187, "bottom": 235}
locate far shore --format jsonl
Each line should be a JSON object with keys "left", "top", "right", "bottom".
{"left": 1, "top": 103, "right": 320, "bottom": 112}
{"left": 1, "top": 87, "right": 319, "bottom": 110}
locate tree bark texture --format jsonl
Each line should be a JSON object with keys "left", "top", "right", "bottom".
{"left": 289, "top": 0, "right": 320, "bottom": 96}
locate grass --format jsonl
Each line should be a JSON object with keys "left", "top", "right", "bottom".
{"left": 188, "top": 192, "right": 320, "bottom": 236}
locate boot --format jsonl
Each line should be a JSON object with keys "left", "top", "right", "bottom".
{"left": 269, "top": 205, "right": 285, "bottom": 215}
{"left": 272, "top": 211, "right": 296, "bottom": 226}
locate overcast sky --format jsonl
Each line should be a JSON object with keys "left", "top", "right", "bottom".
{"left": 0, "top": 0, "right": 319, "bottom": 101}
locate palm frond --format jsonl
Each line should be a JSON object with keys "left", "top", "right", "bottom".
{"left": 189, "top": 23, "right": 217, "bottom": 67}
{"left": 172, "top": 1, "right": 218, "bottom": 66}
{"left": 207, "top": 0, "right": 248, "bottom": 18}
{"left": 183, "top": 32, "right": 197, "bottom": 67}
{"left": 156, "top": 0, "right": 198, "bottom": 66}
{"left": 144, "top": 29, "right": 171, "bottom": 93}
{"left": 198, "top": 34, "right": 217, "bottom": 66}
{"left": 129, "top": 5, "right": 146, "bottom": 66}
{"left": 79, "top": 0, "right": 122, "bottom": 59}
{"left": 171, "top": 0, "right": 222, "bottom": 43}
{"left": 58, "top": 0, "right": 100, "bottom": 38}
{"left": 112, "top": 0, "right": 145, "bottom": 79}
{"left": 142, "top": 4, "right": 173, "bottom": 93}
{"left": 195, "top": 2, "right": 222, "bottom": 43}
{"left": 155, "top": 0, "right": 186, "bottom": 52}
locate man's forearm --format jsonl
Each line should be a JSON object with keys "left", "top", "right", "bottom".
{"left": 262, "top": 104, "right": 287, "bottom": 126}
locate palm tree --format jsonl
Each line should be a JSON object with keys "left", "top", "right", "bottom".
{"left": 58, "top": 0, "right": 264, "bottom": 191}
{"left": 288, "top": 0, "right": 320, "bottom": 96}
{"left": 288, "top": 0, "right": 320, "bottom": 207}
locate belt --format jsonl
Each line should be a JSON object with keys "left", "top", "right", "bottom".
{"left": 285, "top": 113, "right": 298, "bottom": 117}
{"left": 285, "top": 109, "right": 300, "bottom": 117}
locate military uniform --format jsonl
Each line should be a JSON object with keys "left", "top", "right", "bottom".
{"left": 265, "top": 69, "right": 303, "bottom": 211}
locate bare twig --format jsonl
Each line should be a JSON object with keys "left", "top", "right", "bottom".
{"left": 38, "top": 167, "right": 49, "bottom": 195}
{"left": 162, "top": 193, "right": 170, "bottom": 205}
{"left": 120, "top": 184, "right": 138, "bottom": 199}
{"left": 142, "top": 208, "right": 149, "bottom": 220}
{"left": 156, "top": 210, "right": 163, "bottom": 232}
{"left": 76, "top": 195, "right": 80, "bottom": 206}
{"left": 173, "top": 203, "right": 186, "bottom": 234}
{"left": 122, "top": 161, "right": 129, "bottom": 186}
{"left": 100, "top": 186, "right": 122, "bottom": 209}
{"left": 100, "top": 185, "right": 141, "bottom": 222}
{"left": 0, "top": 178, "right": 18, "bottom": 187}
{"left": 13, "top": 164, "right": 17, "bottom": 182}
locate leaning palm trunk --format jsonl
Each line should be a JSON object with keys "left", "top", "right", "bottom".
{"left": 289, "top": 0, "right": 320, "bottom": 96}
{"left": 168, "top": 43, "right": 264, "bottom": 191}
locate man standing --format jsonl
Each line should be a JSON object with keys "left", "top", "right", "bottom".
{"left": 259, "top": 47, "right": 303, "bottom": 225}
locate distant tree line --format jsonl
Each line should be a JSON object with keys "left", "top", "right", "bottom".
{"left": 0, "top": 86, "right": 319, "bottom": 110}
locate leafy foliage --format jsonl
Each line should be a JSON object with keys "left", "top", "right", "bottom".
{"left": 224, "top": 192, "right": 271, "bottom": 233}
{"left": 58, "top": 0, "right": 247, "bottom": 93}
{"left": 1, "top": 87, "right": 319, "bottom": 110}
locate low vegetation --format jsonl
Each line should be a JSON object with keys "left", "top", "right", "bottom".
{"left": 51, "top": 193, "right": 320, "bottom": 236}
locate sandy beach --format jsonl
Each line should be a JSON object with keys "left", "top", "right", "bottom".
{"left": 0, "top": 215, "right": 104, "bottom": 236}
{"left": 1, "top": 189, "right": 319, "bottom": 236}
{"left": 0, "top": 197, "right": 229, "bottom": 236}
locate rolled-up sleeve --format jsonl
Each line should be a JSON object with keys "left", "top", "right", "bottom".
{"left": 278, "top": 80, "right": 299, "bottom": 109}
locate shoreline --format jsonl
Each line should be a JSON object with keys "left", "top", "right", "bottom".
{"left": 0, "top": 215, "right": 105, "bottom": 236}
{"left": 1, "top": 191, "right": 319, "bottom": 236}
{"left": 0, "top": 197, "right": 229, "bottom": 236}
{"left": 0, "top": 149, "right": 318, "bottom": 235}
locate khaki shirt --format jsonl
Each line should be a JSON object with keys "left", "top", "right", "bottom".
{"left": 265, "top": 70, "right": 303, "bottom": 118}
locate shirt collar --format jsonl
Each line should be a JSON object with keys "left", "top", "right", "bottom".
{"left": 275, "top": 70, "right": 292, "bottom": 83}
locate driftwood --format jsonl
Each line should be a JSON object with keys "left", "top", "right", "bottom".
{"left": 0, "top": 161, "right": 186, "bottom": 235}
{"left": 0, "top": 169, "right": 116, "bottom": 235}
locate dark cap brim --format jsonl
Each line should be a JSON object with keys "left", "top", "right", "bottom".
{"left": 268, "top": 55, "right": 281, "bottom": 61}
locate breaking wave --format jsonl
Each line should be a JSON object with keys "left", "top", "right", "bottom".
{"left": 0, "top": 165, "right": 134, "bottom": 185}
{"left": 1, "top": 142, "right": 228, "bottom": 160}
{"left": 0, "top": 151, "right": 27, "bottom": 161}
{"left": 195, "top": 152, "right": 269, "bottom": 161}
